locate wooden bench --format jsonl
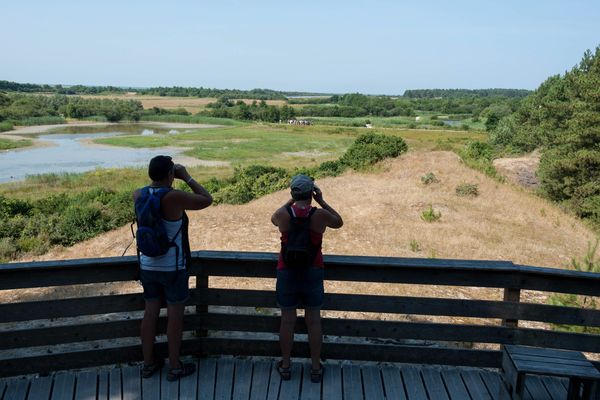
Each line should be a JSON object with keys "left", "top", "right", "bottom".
{"left": 501, "top": 345, "right": 600, "bottom": 400}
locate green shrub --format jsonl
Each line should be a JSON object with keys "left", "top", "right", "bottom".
{"left": 421, "top": 172, "right": 439, "bottom": 185}
{"left": 13, "top": 116, "right": 66, "bottom": 126}
{"left": 459, "top": 141, "right": 501, "bottom": 180}
{"left": 410, "top": 239, "right": 421, "bottom": 252}
{"left": 421, "top": 205, "right": 441, "bottom": 222}
{"left": 0, "top": 121, "right": 13, "bottom": 132}
{"left": 340, "top": 133, "right": 407, "bottom": 170}
{"left": 314, "top": 160, "right": 346, "bottom": 177}
{"left": 0, "top": 237, "right": 17, "bottom": 262}
{"left": 455, "top": 183, "right": 479, "bottom": 197}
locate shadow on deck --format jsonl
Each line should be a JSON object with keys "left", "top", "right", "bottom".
{"left": 0, "top": 355, "right": 572, "bottom": 400}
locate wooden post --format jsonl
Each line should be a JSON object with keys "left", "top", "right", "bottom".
{"left": 502, "top": 288, "right": 521, "bottom": 328}
{"left": 195, "top": 273, "right": 208, "bottom": 339}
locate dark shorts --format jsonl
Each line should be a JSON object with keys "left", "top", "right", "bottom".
{"left": 140, "top": 269, "right": 190, "bottom": 305}
{"left": 276, "top": 267, "right": 324, "bottom": 310}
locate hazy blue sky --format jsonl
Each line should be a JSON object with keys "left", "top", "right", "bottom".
{"left": 1, "top": 0, "right": 598, "bottom": 94}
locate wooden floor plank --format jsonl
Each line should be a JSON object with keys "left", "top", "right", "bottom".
{"left": 27, "top": 376, "right": 52, "bottom": 400}
{"left": 198, "top": 358, "right": 217, "bottom": 400}
{"left": 279, "top": 363, "right": 302, "bottom": 400}
{"left": 161, "top": 364, "right": 179, "bottom": 400}
{"left": 75, "top": 370, "right": 98, "bottom": 400}
{"left": 441, "top": 369, "right": 470, "bottom": 400}
{"left": 51, "top": 372, "right": 76, "bottom": 400}
{"left": 460, "top": 370, "right": 492, "bottom": 400}
{"left": 233, "top": 359, "right": 253, "bottom": 400}
{"left": 479, "top": 371, "right": 510, "bottom": 400}
{"left": 98, "top": 370, "right": 109, "bottom": 400}
{"left": 420, "top": 368, "right": 449, "bottom": 400}
{"left": 381, "top": 365, "right": 407, "bottom": 400}
{"left": 266, "top": 361, "right": 281, "bottom": 400}
{"left": 342, "top": 364, "right": 363, "bottom": 400}
{"left": 322, "top": 363, "right": 342, "bottom": 400}
{"left": 361, "top": 365, "right": 384, "bottom": 400}
{"left": 141, "top": 366, "right": 160, "bottom": 400}
{"left": 122, "top": 365, "right": 141, "bottom": 400}
{"left": 215, "top": 358, "right": 235, "bottom": 400}
{"left": 524, "top": 375, "right": 552, "bottom": 400}
{"left": 109, "top": 368, "right": 122, "bottom": 400}
{"left": 179, "top": 359, "right": 200, "bottom": 400}
{"left": 400, "top": 366, "right": 427, "bottom": 400}
{"left": 249, "top": 360, "right": 271, "bottom": 400}
{"left": 0, "top": 380, "right": 6, "bottom": 400}
{"left": 300, "top": 363, "right": 321, "bottom": 400}
{"left": 5, "top": 378, "right": 30, "bottom": 400}
{"left": 540, "top": 376, "right": 567, "bottom": 400}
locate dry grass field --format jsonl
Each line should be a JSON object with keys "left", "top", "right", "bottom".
{"left": 79, "top": 94, "right": 287, "bottom": 113}
{"left": 13, "top": 150, "right": 598, "bottom": 326}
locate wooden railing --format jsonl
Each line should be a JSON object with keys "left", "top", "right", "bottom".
{"left": 1, "top": 251, "right": 599, "bottom": 377}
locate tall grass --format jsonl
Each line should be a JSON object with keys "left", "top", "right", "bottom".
{"left": 0, "top": 121, "right": 13, "bottom": 132}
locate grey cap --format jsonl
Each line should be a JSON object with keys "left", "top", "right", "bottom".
{"left": 290, "top": 174, "right": 314, "bottom": 196}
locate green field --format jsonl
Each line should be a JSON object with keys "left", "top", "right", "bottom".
{"left": 0, "top": 138, "right": 33, "bottom": 150}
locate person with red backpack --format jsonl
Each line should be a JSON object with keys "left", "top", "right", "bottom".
{"left": 271, "top": 174, "right": 343, "bottom": 383}
{"left": 133, "top": 155, "right": 212, "bottom": 381}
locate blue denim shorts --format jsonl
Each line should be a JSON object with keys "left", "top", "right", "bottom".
{"left": 140, "top": 269, "right": 190, "bottom": 304}
{"left": 276, "top": 267, "right": 324, "bottom": 310}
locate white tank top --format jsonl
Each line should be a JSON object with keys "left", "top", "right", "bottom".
{"left": 139, "top": 217, "right": 185, "bottom": 272}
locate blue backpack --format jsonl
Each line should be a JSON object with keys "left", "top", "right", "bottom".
{"left": 134, "top": 186, "right": 182, "bottom": 258}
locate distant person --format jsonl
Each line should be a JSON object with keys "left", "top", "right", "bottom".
{"left": 133, "top": 155, "right": 212, "bottom": 381}
{"left": 271, "top": 174, "right": 343, "bottom": 383}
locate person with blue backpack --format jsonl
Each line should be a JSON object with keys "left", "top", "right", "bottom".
{"left": 133, "top": 155, "right": 212, "bottom": 381}
{"left": 271, "top": 174, "right": 343, "bottom": 383}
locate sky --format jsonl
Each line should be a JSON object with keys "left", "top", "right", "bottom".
{"left": 1, "top": 0, "right": 599, "bottom": 94}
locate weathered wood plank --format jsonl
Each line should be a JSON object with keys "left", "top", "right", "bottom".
{"left": 381, "top": 365, "right": 407, "bottom": 400}
{"left": 98, "top": 370, "right": 109, "bottom": 400}
{"left": 420, "top": 367, "right": 449, "bottom": 400}
{"left": 401, "top": 365, "right": 428, "bottom": 400}
{"left": 460, "top": 369, "right": 492, "bottom": 400}
{"left": 249, "top": 360, "right": 271, "bottom": 400}
{"left": 141, "top": 365, "right": 160, "bottom": 400}
{"left": 200, "top": 289, "right": 600, "bottom": 328}
{"left": 26, "top": 376, "right": 52, "bottom": 400}
{"left": 74, "top": 370, "right": 97, "bottom": 400}
{"left": 109, "top": 368, "right": 122, "bottom": 400}
{"left": 479, "top": 371, "right": 510, "bottom": 400}
{"left": 160, "top": 364, "right": 178, "bottom": 400}
{"left": 506, "top": 345, "right": 588, "bottom": 361}
{"left": 524, "top": 375, "right": 552, "bottom": 400}
{"left": 266, "top": 361, "right": 281, "bottom": 400}
{"left": 342, "top": 364, "right": 363, "bottom": 400}
{"left": 441, "top": 369, "right": 470, "bottom": 399}
{"left": 198, "top": 358, "right": 217, "bottom": 400}
{"left": 0, "top": 380, "right": 6, "bottom": 400}
{"left": 121, "top": 365, "right": 141, "bottom": 400}
{"left": 362, "top": 365, "right": 384, "bottom": 400}
{"left": 300, "top": 363, "right": 321, "bottom": 400}
{"left": 51, "top": 372, "right": 75, "bottom": 400}
{"left": 232, "top": 358, "right": 253, "bottom": 400}
{"left": 5, "top": 378, "right": 29, "bottom": 400}
{"left": 540, "top": 376, "right": 567, "bottom": 400}
{"left": 279, "top": 363, "right": 302, "bottom": 400}
{"left": 322, "top": 363, "right": 343, "bottom": 400}
{"left": 214, "top": 358, "right": 234, "bottom": 400}
{"left": 179, "top": 359, "right": 199, "bottom": 400}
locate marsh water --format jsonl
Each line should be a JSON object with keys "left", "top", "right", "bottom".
{"left": 0, "top": 124, "right": 190, "bottom": 183}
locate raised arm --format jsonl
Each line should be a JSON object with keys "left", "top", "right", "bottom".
{"left": 173, "top": 164, "right": 213, "bottom": 210}
{"left": 313, "top": 186, "right": 343, "bottom": 229}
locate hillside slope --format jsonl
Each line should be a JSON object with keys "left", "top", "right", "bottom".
{"left": 28, "top": 150, "right": 596, "bottom": 269}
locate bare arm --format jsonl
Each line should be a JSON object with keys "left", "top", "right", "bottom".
{"left": 271, "top": 198, "right": 294, "bottom": 226}
{"left": 313, "top": 186, "right": 343, "bottom": 229}
{"left": 173, "top": 165, "right": 213, "bottom": 210}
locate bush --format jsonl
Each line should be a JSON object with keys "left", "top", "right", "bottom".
{"left": 421, "top": 205, "right": 441, "bottom": 222}
{"left": 455, "top": 183, "right": 479, "bottom": 197}
{"left": 421, "top": 172, "right": 439, "bottom": 185}
{"left": 0, "top": 121, "right": 13, "bottom": 132}
{"left": 459, "top": 141, "right": 501, "bottom": 179}
{"left": 340, "top": 133, "right": 407, "bottom": 170}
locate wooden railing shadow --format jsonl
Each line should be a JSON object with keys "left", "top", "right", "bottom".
{"left": 0, "top": 251, "right": 599, "bottom": 377}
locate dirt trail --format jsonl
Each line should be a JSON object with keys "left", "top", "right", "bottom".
{"left": 493, "top": 151, "right": 541, "bottom": 189}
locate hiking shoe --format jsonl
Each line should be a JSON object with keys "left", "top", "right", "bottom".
{"left": 167, "top": 362, "right": 196, "bottom": 381}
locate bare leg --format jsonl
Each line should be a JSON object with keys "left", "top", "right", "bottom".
{"left": 279, "top": 309, "right": 297, "bottom": 368}
{"left": 167, "top": 303, "right": 186, "bottom": 368}
{"left": 141, "top": 299, "right": 161, "bottom": 365}
{"left": 304, "top": 309, "right": 322, "bottom": 370}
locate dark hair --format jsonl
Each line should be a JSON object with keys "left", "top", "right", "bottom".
{"left": 148, "top": 155, "right": 174, "bottom": 181}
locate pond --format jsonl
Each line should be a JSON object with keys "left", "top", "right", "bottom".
{"left": 0, "top": 124, "right": 193, "bottom": 183}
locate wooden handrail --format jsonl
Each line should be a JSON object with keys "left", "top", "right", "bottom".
{"left": 0, "top": 251, "right": 598, "bottom": 377}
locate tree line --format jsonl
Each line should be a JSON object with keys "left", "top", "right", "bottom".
{"left": 403, "top": 88, "right": 532, "bottom": 98}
